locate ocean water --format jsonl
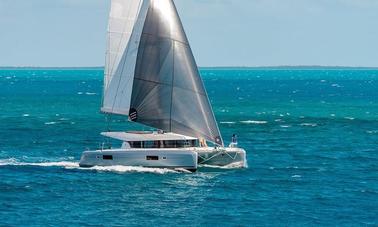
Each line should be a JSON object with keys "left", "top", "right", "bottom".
{"left": 0, "top": 68, "right": 377, "bottom": 226}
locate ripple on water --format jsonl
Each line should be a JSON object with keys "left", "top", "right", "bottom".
{"left": 300, "top": 123, "right": 318, "bottom": 127}
{"left": 240, "top": 120, "right": 268, "bottom": 124}
{"left": 220, "top": 121, "right": 236, "bottom": 124}
{"left": 44, "top": 122, "right": 57, "bottom": 125}
{"left": 366, "top": 130, "right": 378, "bottom": 134}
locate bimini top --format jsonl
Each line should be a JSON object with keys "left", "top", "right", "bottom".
{"left": 101, "top": 131, "right": 197, "bottom": 142}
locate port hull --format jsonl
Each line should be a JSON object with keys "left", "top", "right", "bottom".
{"left": 79, "top": 149, "right": 198, "bottom": 171}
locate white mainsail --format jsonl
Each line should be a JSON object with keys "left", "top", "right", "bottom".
{"left": 102, "top": 0, "right": 223, "bottom": 146}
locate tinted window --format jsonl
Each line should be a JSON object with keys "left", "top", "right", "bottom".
{"left": 146, "top": 156, "right": 159, "bottom": 160}
{"left": 130, "top": 141, "right": 142, "bottom": 148}
{"left": 103, "top": 155, "right": 113, "bottom": 160}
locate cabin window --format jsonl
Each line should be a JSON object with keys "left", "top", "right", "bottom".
{"left": 176, "top": 140, "right": 194, "bottom": 148}
{"left": 163, "top": 140, "right": 176, "bottom": 148}
{"left": 103, "top": 155, "right": 113, "bottom": 160}
{"left": 138, "top": 141, "right": 162, "bottom": 148}
{"left": 130, "top": 141, "right": 142, "bottom": 148}
{"left": 146, "top": 156, "right": 159, "bottom": 160}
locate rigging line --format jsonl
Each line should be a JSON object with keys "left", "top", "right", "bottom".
{"left": 169, "top": 39, "right": 175, "bottom": 132}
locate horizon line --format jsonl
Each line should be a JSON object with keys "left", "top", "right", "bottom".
{"left": 1, "top": 65, "right": 378, "bottom": 69}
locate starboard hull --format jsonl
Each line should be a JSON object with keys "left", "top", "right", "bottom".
{"left": 196, "top": 147, "right": 247, "bottom": 168}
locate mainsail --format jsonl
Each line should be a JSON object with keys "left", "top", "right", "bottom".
{"left": 102, "top": 0, "right": 223, "bottom": 146}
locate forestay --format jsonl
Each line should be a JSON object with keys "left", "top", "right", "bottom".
{"left": 102, "top": 0, "right": 223, "bottom": 146}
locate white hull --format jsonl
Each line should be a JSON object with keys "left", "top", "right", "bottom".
{"left": 196, "top": 147, "right": 247, "bottom": 167}
{"left": 80, "top": 149, "right": 198, "bottom": 172}
{"left": 79, "top": 147, "right": 246, "bottom": 171}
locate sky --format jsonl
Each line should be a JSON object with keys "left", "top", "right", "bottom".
{"left": 0, "top": 0, "right": 378, "bottom": 67}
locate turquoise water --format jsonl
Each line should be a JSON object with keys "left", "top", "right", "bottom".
{"left": 0, "top": 68, "right": 377, "bottom": 226}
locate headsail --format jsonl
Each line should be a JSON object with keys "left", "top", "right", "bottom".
{"left": 102, "top": 0, "right": 148, "bottom": 115}
{"left": 102, "top": 0, "right": 223, "bottom": 146}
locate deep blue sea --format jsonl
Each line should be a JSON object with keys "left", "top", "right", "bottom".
{"left": 0, "top": 68, "right": 377, "bottom": 226}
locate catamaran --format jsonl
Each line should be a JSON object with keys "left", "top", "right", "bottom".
{"left": 79, "top": 0, "right": 247, "bottom": 171}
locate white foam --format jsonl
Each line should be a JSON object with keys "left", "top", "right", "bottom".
{"left": 344, "top": 117, "right": 355, "bottom": 120}
{"left": 31, "top": 161, "right": 79, "bottom": 168}
{"left": 0, "top": 159, "right": 78, "bottom": 168}
{"left": 366, "top": 130, "right": 378, "bottom": 134}
{"left": 220, "top": 121, "right": 236, "bottom": 124}
{"left": 85, "top": 165, "right": 187, "bottom": 174}
{"left": 280, "top": 125, "right": 291, "bottom": 128}
{"left": 300, "top": 123, "right": 317, "bottom": 127}
{"left": 0, "top": 159, "right": 187, "bottom": 174}
{"left": 331, "top": 83, "right": 342, "bottom": 88}
{"left": 44, "top": 122, "right": 57, "bottom": 125}
{"left": 85, "top": 92, "right": 97, "bottom": 95}
{"left": 240, "top": 120, "right": 267, "bottom": 124}
{"left": 200, "top": 161, "right": 247, "bottom": 169}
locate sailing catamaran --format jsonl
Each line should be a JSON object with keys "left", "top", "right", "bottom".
{"left": 79, "top": 0, "right": 247, "bottom": 171}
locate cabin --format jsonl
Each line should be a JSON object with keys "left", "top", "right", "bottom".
{"left": 101, "top": 131, "right": 201, "bottom": 149}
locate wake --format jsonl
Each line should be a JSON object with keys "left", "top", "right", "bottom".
{"left": 199, "top": 161, "right": 248, "bottom": 169}
{"left": 0, "top": 158, "right": 246, "bottom": 173}
{"left": 0, "top": 158, "right": 189, "bottom": 174}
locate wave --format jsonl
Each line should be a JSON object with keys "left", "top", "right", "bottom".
{"left": 366, "top": 130, "right": 378, "bottom": 134}
{"left": 300, "top": 123, "right": 318, "bottom": 127}
{"left": 240, "top": 120, "right": 268, "bottom": 124}
{"left": 0, "top": 158, "right": 79, "bottom": 168}
{"left": 220, "top": 121, "right": 236, "bottom": 124}
{"left": 44, "top": 122, "right": 57, "bottom": 125}
{"left": 85, "top": 92, "right": 97, "bottom": 95}
{"left": 0, "top": 159, "right": 188, "bottom": 174}
{"left": 199, "top": 161, "right": 247, "bottom": 169}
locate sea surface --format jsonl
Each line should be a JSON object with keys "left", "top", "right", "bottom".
{"left": 0, "top": 68, "right": 377, "bottom": 226}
